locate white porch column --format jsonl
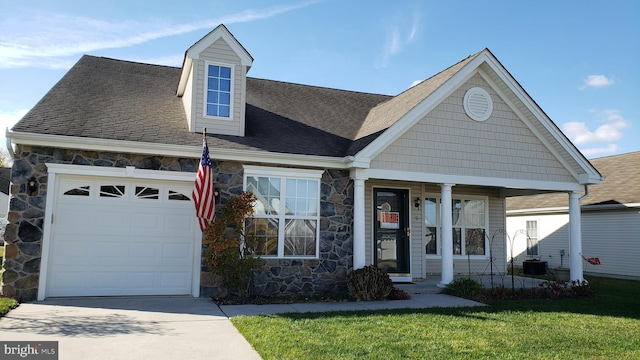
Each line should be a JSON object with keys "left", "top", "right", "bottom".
{"left": 352, "top": 177, "right": 366, "bottom": 269}
{"left": 439, "top": 183, "right": 455, "bottom": 287}
{"left": 569, "top": 191, "right": 584, "bottom": 281}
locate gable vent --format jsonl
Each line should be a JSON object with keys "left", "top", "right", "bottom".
{"left": 463, "top": 87, "right": 493, "bottom": 122}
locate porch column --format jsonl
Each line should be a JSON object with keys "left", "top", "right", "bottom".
{"left": 352, "top": 177, "right": 366, "bottom": 269}
{"left": 569, "top": 191, "right": 584, "bottom": 281}
{"left": 439, "top": 183, "right": 455, "bottom": 287}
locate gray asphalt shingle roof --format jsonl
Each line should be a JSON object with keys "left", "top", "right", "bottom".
{"left": 13, "top": 51, "right": 482, "bottom": 158}
{"left": 506, "top": 151, "right": 640, "bottom": 210}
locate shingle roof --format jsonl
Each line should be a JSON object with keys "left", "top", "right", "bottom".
{"left": 13, "top": 51, "right": 485, "bottom": 158}
{"left": 13, "top": 55, "right": 394, "bottom": 157}
{"left": 506, "top": 151, "right": 640, "bottom": 210}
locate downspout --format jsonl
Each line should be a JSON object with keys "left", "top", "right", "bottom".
{"left": 579, "top": 184, "right": 589, "bottom": 201}
{"left": 5, "top": 127, "right": 15, "bottom": 160}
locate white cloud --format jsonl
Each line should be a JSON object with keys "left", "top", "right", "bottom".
{"left": 410, "top": 79, "right": 423, "bottom": 88}
{"left": 581, "top": 144, "right": 619, "bottom": 157}
{"left": 562, "top": 109, "right": 629, "bottom": 144}
{"left": 0, "top": 1, "right": 321, "bottom": 69}
{"left": 0, "top": 109, "right": 28, "bottom": 132}
{"left": 582, "top": 74, "right": 613, "bottom": 89}
{"left": 377, "top": 10, "right": 421, "bottom": 68}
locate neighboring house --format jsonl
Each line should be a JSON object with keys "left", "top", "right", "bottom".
{"left": 507, "top": 151, "right": 640, "bottom": 280}
{"left": 1, "top": 25, "right": 602, "bottom": 302}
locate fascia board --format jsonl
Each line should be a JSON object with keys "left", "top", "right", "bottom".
{"left": 186, "top": 26, "right": 253, "bottom": 66}
{"left": 361, "top": 167, "right": 584, "bottom": 192}
{"left": 8, "top": 131, "right": 350, "bottom": 169}
{"left": 176, "top": 57, "right": 193, "bottom": 96}
{"left": 354, "top": 53, "right": 484, "bottom": 164}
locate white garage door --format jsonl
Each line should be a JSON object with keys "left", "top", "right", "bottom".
{"left": 47, "top": 175, "right": 197, "bottom": 297}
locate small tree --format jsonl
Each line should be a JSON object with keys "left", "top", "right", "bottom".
{"left": 203, "top": 191, "right": 259, "bottom": 298}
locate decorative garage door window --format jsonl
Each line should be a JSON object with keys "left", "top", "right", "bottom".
{"left": 243, "top": 166, "right": 322, "bottom": 258}
{"left": 168, "top": 190, "right": 190, "bottom": 201}
{"left": 63, "top": 185, "right": 90, "bottom": 196}
{"left": 100, "top": 185, "right": 126, "bottom": 198}
{"left": 135, "top": 186, "right": 159, "bottom": 200}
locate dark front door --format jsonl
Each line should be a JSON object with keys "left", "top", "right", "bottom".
{"left": 374, "top": 188, "right": 410, "bottom": 278}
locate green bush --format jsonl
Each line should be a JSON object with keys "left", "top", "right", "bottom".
{"left": 442, "top": 277, "right": 484, "bottom": 299}
{"left": 347, "top": 265, "right": 393, "bottom": 301}
{"left": 0, "top": 296, "right": 18, "bottom": 317}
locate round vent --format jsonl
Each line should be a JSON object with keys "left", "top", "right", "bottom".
{"left": 463, "top": 87, "right": 493, "bottom": 121}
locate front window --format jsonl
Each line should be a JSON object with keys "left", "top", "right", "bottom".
{"left": 244, "top": 166, "right": 322, "bottom": 258}
{"left": 425, "top": 196, "right": 488, "bottom": 256}
{"left": 206, "top": 64, "right": 232, "bottom": 118}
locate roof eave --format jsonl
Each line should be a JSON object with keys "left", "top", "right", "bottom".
{"left": 7, "top": 130, "right": 352, "bottom": 169}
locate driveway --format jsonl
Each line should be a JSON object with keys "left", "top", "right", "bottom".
{"left": 0, "top": 296, "right": 261, "bottom": 360}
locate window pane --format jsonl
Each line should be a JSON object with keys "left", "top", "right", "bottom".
{"left": 220, "top": 79, "right": 231, "bottom": 91}
{"left": 219, "top": 92, "right": 230, "bottom": 105}
{"left": 465, "top": 228, "right": 485, "bottom": 255}
{"left": 424, "top": 198, "right": 437, "bottom": 226}
{"left": 100, "top": 185, "right": 125, "bottom": 198}
{"left": 208, "top": 65, "right": 219, "bottom": 76}
{"left": 207, "top": 91, "right": 218, "bottom": 103}
{"left": 425, "top": 226, "right": 437, "bottom": 254}
{"left": 453, "top": 228, "right": 462, "bottom": 255}
{"left": 464, "top": 200, "right": 485, "bottom": 227}
{"left": 219, "top": 105, "right": 230, "bottom": 117}
{"left": 246, "top": 218, "right": 278, "bottom": 256}
{"left": 135, "top": 186, "right": 159, "bottom": 200}
{"left": 220, "top": 66, "right": 231, "bottom": 78}
{"left": 208, "top": 77, "right": 218, "bottom": 90}
{"left": 64, "top": 185, "right": 90, "bottom": 196}
{"left": 452, "top": 200, "right": 462, "bottom": 226}
{"left": 207, "top": 104, "right": 217, "bottom": 116}
{"left": 284, "top": 219, "right": 316, "bottom": 256}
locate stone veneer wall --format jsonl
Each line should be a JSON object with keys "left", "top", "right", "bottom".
{"left": 2, "top": 145, "right": 353, "bottom": 301}
{"left": 200, "top": 168, "right": 354, "bottom": 298}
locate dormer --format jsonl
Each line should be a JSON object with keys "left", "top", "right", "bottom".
{"left": 177, "top": 24, "right": 253, "bottom": 136}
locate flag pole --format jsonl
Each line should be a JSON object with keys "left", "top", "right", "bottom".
{"left": 203, "top": 127, "right": 207, "bottom": 140}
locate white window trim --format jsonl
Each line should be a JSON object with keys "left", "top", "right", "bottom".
{"left": 243, "top": 165, "right": 323, "bottom": 259}
{"left": 424, "top": 193, "right": 490, "bottom": 259}
{"left": 203, "top": 61, "right": 235, "bottom": 120}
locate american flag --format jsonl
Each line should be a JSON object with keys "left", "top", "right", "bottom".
{"left": 193, "top": 138, "right": 215, "bottom": 231}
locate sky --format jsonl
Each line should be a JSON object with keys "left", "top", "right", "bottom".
{"left": 1, "top": 0, "right": 638, "bottom": 159}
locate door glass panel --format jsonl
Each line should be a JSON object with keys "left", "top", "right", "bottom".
{"left": 375, "top": 189, "right": 409, "bottom": 275}
{"left": 100, "top": 185, "right": 125, "bottom": 198}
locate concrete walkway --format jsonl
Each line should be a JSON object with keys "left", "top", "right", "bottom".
{"left": 0, "top": 296, "right": 261, "bottom": 360}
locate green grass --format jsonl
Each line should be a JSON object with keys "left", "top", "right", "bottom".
{"left": 232, "top": 277, "right": 640, "bottom": 359}
{"left": 0, "top": 297, "right": 18, "bottom": 317}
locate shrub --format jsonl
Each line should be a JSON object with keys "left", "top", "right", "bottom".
{"left": 443, "top": 278, "right": 484, "bottom": 300}
{"left": 570, "top": 280, "right": 597, "bottom": 298}
{"left": 388, "top": 287, "right": 411, "bottom": 300}
{"left": 204, "top": 191, "right": 260, "bottom": 298}
{"left": 347, "top": 266, "right": 393, "bottom": 301}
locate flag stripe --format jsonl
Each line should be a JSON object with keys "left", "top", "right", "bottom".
{"left": 193, "top": 138, "right": 215, "bottom": 231}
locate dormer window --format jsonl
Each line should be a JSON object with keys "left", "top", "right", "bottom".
{"left": 205, "top": 63, "right": 232, "bottom": 118}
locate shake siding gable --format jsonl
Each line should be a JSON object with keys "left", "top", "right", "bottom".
{"left": 192, "top": 37, "right": 245, "bottom": 136}
{"left": 370, "top": 74, "right": 575, "bottom": 183}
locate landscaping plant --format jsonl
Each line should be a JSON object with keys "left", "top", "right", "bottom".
{"left": 346, "top": 265, "right": 393, "bottom": 301}
{"left": 203, "top": 191, "right": 260, "bottom": 298}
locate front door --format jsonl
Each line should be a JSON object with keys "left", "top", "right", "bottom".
{"left": 374, "top": 188, "right": 411, "bottom": 281}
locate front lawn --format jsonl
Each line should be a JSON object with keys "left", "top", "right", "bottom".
{"left": 232, "top": 277, "right": 640, "bottom": 359}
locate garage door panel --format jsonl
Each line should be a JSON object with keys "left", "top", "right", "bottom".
{"left": 48, "top": 175, "right": 198, "bottom": 297}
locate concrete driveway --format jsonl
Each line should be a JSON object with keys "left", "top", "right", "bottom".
{"left": 0, "top": 296, "right": 261, "bottom": 360}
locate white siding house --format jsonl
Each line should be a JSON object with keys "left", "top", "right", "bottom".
{"left": 507, "top": 152, "right": 640, "bottom": 280}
